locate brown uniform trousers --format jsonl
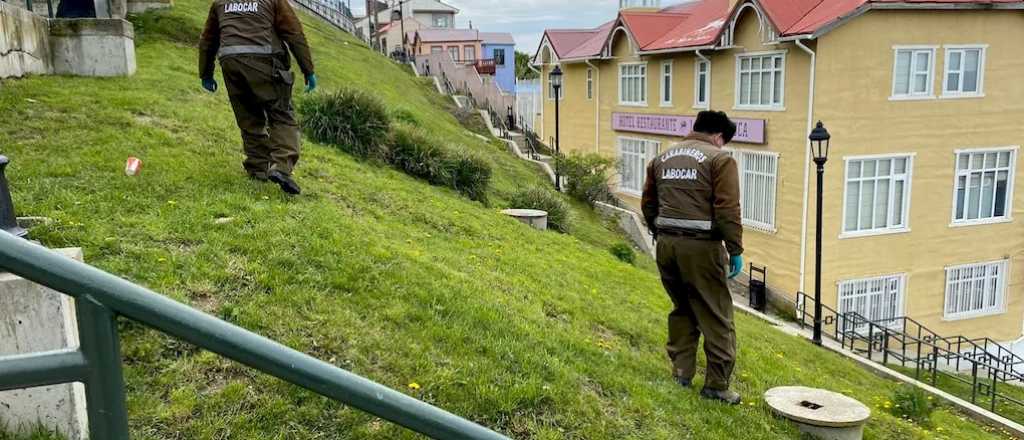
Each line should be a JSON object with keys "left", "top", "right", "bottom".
{"left": 656, "top": 234, "right": 736, "bottom": 391}
{"left": 221, "top": 55, "right": 300, "bottom": 177}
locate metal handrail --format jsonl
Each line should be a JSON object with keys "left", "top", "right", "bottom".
{"left": 796, "top": 292, "right": 1024, "bottom": 415}
{"left": 0, "top": 231, "right": 508, "bottom": 440}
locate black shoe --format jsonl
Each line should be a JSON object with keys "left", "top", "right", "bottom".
{"left": 268, "top": 170, "right": 301, "bottom": 195}
{"left": 700, "top": 388, "right": 742, "bottom": 405}
{"left": 674, "top": 377, "right": 693, "bottom": 388}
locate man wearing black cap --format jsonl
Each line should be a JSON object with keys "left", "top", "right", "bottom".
{"left": 641, "top": 110, "right": 744, "bottom": 405}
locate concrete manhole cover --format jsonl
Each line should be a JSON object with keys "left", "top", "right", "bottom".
{"left": 765, "top": 386, "right": 871, "bottom": 440}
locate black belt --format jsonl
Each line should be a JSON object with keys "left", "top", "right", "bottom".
{"left": 658, "top": 228, "right": 717, "bottom": 240}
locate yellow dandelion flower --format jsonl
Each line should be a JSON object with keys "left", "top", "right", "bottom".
{"left": 408, "top": 382, "right": 421, "bottom": 390}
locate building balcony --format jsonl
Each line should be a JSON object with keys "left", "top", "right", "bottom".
{"left": 473, "top": 59, "right": 497, "bottom": 75}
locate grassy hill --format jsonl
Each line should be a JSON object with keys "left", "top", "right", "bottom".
{"left": 0, "top": 1, "right": 1013, "bottom": 439}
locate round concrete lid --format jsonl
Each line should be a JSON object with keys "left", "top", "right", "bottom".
{"left": 501, "top": 209, "right": 548, "bottom": 218}
{"left": 764, "top": 386, "right": 871, "bottom": 428}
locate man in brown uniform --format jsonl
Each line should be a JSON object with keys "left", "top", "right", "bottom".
{"left": 642, "top": 110, "right": 744, "bottom": 405}
{"left": 199, "top": 0, "right": 317, "bottom": 195}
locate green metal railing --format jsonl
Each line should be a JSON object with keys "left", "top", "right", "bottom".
{"left": 0, "top": 231, "right": 509, "bottom": 440}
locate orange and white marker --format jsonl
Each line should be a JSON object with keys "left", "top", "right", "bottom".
{"left": 125, "top": 157, "right": 142, "bottom": 176}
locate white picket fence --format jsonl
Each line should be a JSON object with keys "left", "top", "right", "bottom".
{"left": 515, "top": 79, "right": 541, "bottom": 133}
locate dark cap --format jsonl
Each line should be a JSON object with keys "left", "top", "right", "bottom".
{"left": 693, "top": 110, "right": 737, "bottom": 144}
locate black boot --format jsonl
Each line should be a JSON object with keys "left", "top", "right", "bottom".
{"left": 674, "top": 376, "right": 693, "bottom": 388}
{"left": 700, "top": 388, "right": 742, "bottom": 405}
{"left": 269, "top": 170, "right": 301, "bottom": 195}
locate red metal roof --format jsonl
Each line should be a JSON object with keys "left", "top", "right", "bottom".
{"left": 538, "top": 0, "right": 1024, "bottom": 60}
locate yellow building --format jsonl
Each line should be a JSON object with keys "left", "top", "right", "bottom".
{"left": 533, "top": 0, "right": 1024, "bottom": 341}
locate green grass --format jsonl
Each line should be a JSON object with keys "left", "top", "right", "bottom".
{"left": 0, "top": 0, "right": 1014, "bottom": 438}
{"left": 892, "top": 365, "right": 1024, "bottom": 426}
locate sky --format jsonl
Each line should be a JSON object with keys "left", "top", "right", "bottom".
{"left": 349, "top": 0, "right": 625, "bottom": 54}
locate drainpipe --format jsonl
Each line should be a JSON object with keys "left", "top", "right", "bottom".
{"left": 695, "top": 49, "right": 711, "bottom": 109}
{"left": 795, "top": 38, "right": 816, "bottom": 296}
{"left": 585, "top": 59, "right": 601, "bottom": 154}
{"left": 528, "top": 63, "right": 544, "bottom": 139}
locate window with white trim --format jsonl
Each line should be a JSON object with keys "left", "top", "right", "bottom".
{"left": 448, "top": 47, "right": 459, "bottom": 62}
{"left": 660, "top": 61, "right": 673, "bottom": 106}
{"left": 430, "top": 46, "right": 443, "bottom": 54}
{"left": 695, "top": 59, "right": 709, "bottom": 108}
{"left": 953, "top": 148, "right": 1016, "bottom": 224}
{"left": 463, "top": 46, "right": 476, "bottom": 63}
{"left": 943, "top": 46, "right": 985, "bottom": 97}
{"left": 619, "top": 63, "right": 647, "bottom": 106}
{"left": 618, "top": 137, "right": 659, "bottom": 195}
{"left": 892, "top": 47, "right": 935, "bottom": 98}
{"left": 586, "top": 68, "right": 593, "bottom": 100}
{"left": 735, "top": 53, "right": 784, "bottom": 109}
{"left": 843, "top": 155, "right": 913, "bottom": 236}
{"left": 944, "top": 260, "right": 1008, "bottom": 320}
{"left": 838, "top": 274, "right": 905, "bottom": 330}
{"left": 724, "top": 149, "right": 778, "bottom": 231}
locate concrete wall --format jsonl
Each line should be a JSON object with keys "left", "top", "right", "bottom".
{"left": 0, "top": 249, "right": 88, "bottom": 440}
{"left": 0, "top": 1, "right": 53, "bottom": 79}
{"left": 1, "top": 4, "right": 136, "bottom": 79}
{"left": 49, "top": 18, "right": 136, "bottom": 77}
{"left": 127, "top": 0, "right": 172, "bottom": 15}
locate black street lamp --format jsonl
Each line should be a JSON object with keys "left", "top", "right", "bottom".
{"left": 0, "top": 156, "right": 27, "bottom": 238}
{"left": 549, "top": 65, "right": 563, "bottom": 191}
{"left": 809, "top": 121, "right": 831, "bottom": 346}
{"left": 391, "top": 0, "right": 408, "bottom": 58}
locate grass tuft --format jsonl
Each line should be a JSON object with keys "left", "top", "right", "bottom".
{"left": 507, "top": 187, "right": 573, "bottom": 233}
{"left": 298, "top": 88, "right": 391, "bottom": 159}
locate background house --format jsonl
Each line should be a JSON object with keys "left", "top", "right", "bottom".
{"left": 414, "top": 28, "right": 517, "bottom": 93}
{"left": 481, "top": 32, "right": 516, "bottom": 93}
{"left": 533, "top": 0, "right": 1024, "bottom": 344}
{"left": 355, "top": 0, "right": 458, "bottom": 51}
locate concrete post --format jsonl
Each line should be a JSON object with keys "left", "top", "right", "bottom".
{"left": 0, "top": 249, "right": 88, "bottom": 439}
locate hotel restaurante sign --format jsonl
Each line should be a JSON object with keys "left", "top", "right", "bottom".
{"left": 612, "top": 112, "right": 766, "bottom": 144}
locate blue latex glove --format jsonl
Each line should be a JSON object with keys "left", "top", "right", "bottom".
{"left": 304, "top": 73, "right": 317, "bottom": 93}
{"left": 201, "top": 78, "right": 218, "bottom": 93}
{"left": 728, "top": 255, "right": 743, "bottom": 279}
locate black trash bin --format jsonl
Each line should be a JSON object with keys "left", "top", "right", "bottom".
{"left": 749, "top": 265, "right": 767, "bottom": 312}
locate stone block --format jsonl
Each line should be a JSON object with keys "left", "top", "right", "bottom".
{"left": 0, "top": 2, "right": 54, "bottom": 79}
{"left": 0, "top": 248, "right": 88, "bottom": 439}
{"left": 127, "top": 0, "right": 172, "bottom": 14}
{"left": 501, "top": 209, "right": 548, "bottom": 231}
{"left": 49, "top": 18, "right": 135, "bottom": 77}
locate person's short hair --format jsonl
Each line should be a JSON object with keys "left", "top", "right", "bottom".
{"left": 693, "top": 110, "right": 737, "bottom": 144}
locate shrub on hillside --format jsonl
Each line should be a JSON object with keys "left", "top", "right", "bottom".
{"left": 888, "top": 384, "right": 936, "bottom": 425}
{"left": 507, "top": 187, "right": 572, "bottom": 233}
{"left": 298, "top": 88, "right": 391, "bottom": 158}
{"left": 386, "top": 126, "right": 492, "bottom": 202}
{"left": 555, "top": 153, "right": 619, "bottom": 207}
{"left": 445, "top": 151, "right": 492, "bottom": 203}
{"left": 609, "top": 243, "right": 636, "bottom": 265}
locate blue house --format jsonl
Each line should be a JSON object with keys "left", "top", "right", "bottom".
{"left": 480, "top": 33, "right": 516, "bottom": 94}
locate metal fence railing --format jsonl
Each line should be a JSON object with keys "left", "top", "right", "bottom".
{"left": 290, "top": 0, "right": 357, "bottom": 37}
{"left": 0, "top": 231, "right": 509, "bottom": 440}
{"left": 417, "top": 52, "right": 515, "bottom": 118}
{"left": 796, "top": 292, "right": 1024, "bottom": 417}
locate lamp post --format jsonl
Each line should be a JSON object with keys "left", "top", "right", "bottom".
{"left": 549, "top": 65, "right": 563, "bottom": 191}
{"left": 809, "top": 121, "right": 831, "bottom": 346}
{"left": 0, "top": 156, "right": 27, "bottom": 238}
{"left": 391, "top": 0, "right": 408, "bottom": 58}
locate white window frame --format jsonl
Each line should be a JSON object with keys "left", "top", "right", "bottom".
{"left": 464, "top": 46, "right": 476, "bottom": 63}
{"left": 890, "top": 45, "right": 937, "bottom": 101}
{"left": 733, "top": 51, "right": 786, "bottom": 111}
{"left": 943, "top": 260, "right": 1009, "bottom": 321}
{"left": 618, "top": 62, "right": 648, "bottom": 107}
{"left": 723, "top": 148, "right": 779, "bottom": 232}
{"left": 586, "top": 68, "right": 594, "bottom": 100}
{"left": 447, "top": 47, "right": 459, "bottom": 63}
{"left": 694, "top": 59, "right": 710, "bottom": 109}
{"left": 617, "top": 137, "right": 660, "bottom": 196}
{"left": 432, "top": 13, "right": 450, "bottom": 28}
{"left": 949, "top": 146, "right": 1018, "bottom": 227}
{"left": 941, "top": 45, "right": 987, "bottom": 99}
{"left": 840, "top": 153, "right": 915, "bottom": 239}
{"left": 660, "top": 60, "right": 673, "bottom": 107}
{"left": 837, "top": 274, "right": 907, "bottom": 330}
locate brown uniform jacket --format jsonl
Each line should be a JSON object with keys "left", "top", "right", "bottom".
{"left": 199, "top": 0, "right": 315, "bottom": 80}
{"left": 641, "top": 134, "right": 744, "bottom": 256}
